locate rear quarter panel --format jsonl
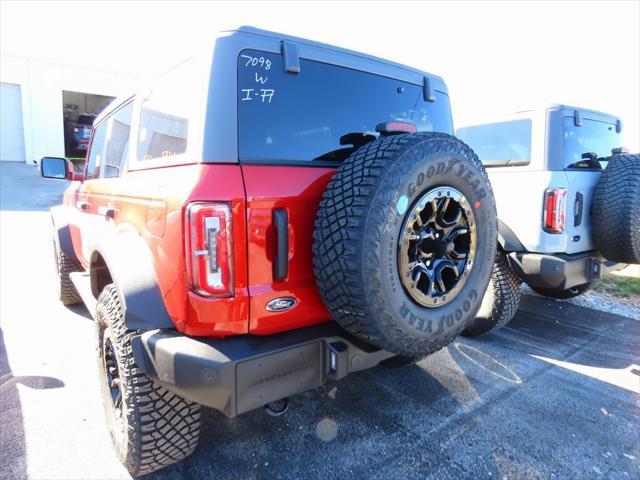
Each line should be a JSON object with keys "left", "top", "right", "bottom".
{"left": 89, "top": 164, "right": 249, "bottom": 336}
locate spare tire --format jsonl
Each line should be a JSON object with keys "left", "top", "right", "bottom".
{"left": 592, "top": 153, "right": 640, "bottom": 264}
{"left": 313, "top": 132, "right": 497, "bottom": 357}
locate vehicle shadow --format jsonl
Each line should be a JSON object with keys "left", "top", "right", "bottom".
{"left": 0, "top": 329, "right": 66, "bottom": 479}
{"left": 142, "top": 295, "right": 639, "bottom": 480}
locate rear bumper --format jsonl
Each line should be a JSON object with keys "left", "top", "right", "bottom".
{"left": 507, "top": 250, "right": 625, "bottom": 290}
{"left": 131, "top": 323, "right": 393, "bottom": 418}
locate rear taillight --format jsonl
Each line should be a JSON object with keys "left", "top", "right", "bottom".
{"left": 185, "top": 202, "right": 233, "bottom": 297}
{"left": 543, "top": 188, "right": 567, "bottom": 233}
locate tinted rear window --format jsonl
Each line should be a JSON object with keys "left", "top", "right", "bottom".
{"left": 456, "top": 119, "right": 532, "bottom": 166}
{"left": 237, "top": 49, "right": 452, "bottom": 164}
{"left": 563, "top": 117, "right": 621, "bottom": 169}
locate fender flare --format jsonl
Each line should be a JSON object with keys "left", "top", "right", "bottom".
{"left": 50, "top": 205, "right": 77, "bottom": 260}
{"left": 498, "top": 220, "right": 525, "bottom": 253}
{"left": 91, "top": 227, "right": 174, "bottom": 331}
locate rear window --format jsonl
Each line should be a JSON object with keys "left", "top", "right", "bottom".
{"left": 456, "top": 119, "right": 532, "bottom": 167}
{"left": 237, "top": 49, "right": 452, "bottom": 164}
{"left": 563, "top": 117, "right": 621, "bottom": 169}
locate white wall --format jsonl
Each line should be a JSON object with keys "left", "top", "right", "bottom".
{"left": 0, "top": 55, "right": 139, "bottom": 163}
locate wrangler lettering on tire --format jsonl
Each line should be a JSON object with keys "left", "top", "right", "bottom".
{"left": 313, "top": 132, "right": 497, "bottom": 357}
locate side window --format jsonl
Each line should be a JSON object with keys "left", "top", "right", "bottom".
{"left": 137, "top": 59, "right": 195, "bottom": 161}
{"left": 103, "top": 102, "right": 134, "bottom": 178}
{"left": 85, "top": 120, "right": 108, "bottom": 180}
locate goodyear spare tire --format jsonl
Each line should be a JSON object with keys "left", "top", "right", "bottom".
{"left": 313, "top": 132, "right": 497, "bottom": 357}
{"left": 592, "top": 153, "right": 640, "bottom": 264}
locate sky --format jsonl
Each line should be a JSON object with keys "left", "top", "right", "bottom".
{"left": 1, "top": 0, "right": 639, "bottom": 150}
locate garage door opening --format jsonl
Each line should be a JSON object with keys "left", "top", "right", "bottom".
{"left": 62, "top": 90, "right": 114, "bottom": 159}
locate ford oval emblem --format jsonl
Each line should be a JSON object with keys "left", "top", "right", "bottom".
{"left": 266, "top": 297, "right": 297, "bottom": 312}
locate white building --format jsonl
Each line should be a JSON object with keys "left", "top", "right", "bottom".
{"left": 0, "top": 55, "right": 139, "bottom": 164}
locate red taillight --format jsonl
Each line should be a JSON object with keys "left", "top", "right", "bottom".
{"left": 543, "top": 189, "right": 567, "bottom": 233}
{"left": 185, "top": 202, "right": 233, "bottom": 297}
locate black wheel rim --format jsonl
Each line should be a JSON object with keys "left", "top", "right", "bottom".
{"left": 398, "top": 186, "right": 477, "bottom": 308}
{"left": 103, "top": 336, "right": 124, "bottom": 426}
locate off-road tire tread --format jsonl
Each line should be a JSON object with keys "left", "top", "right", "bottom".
{"left": 592, "top": 153, "right": 640, "bottom": 264}
{"left": 462, "top": 249, "right": 522, "bottom": 337}
{"left": 54, "top": 240, "right": 82, "bottom": 306}
{"left": 96, "top": 284, "right": 201, "bottom": 477}
{"left": 313, "top": 132, "right": 495, "bottom": 355}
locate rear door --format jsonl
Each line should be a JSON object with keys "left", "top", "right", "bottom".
{"left": 237, "top": 49, "right": 453, "bottom": 335}
{"left": 561, "top": 115, "right": 622, "bottom": 254}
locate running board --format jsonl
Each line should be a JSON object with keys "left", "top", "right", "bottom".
{"left": 69, "top": 272, "right": 97, "bottom": 318}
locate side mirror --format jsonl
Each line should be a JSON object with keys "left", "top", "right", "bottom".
{"left": 40, "top": 156, "right": 83, "bottom": 181}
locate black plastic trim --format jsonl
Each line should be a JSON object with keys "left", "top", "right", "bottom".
{"left": 574, "top": 109, "right": 582, "bottom": 126}
{"left": 134, "top": 323, "right": 394, "bottom": 418}
{"left": 423, "top": 76, "right": 435, "bottom": 102}
{"left": 50, "top": 208, "right": 78, "bottom": 259}
{"left": 281, "top": 41, "right": 301, "bottom": 73}
{"left": 507, "top": 250, "right": 624, "bottom": 290}
{"left": 497, "top": 220, "right": 526, "bottom": 252}
{"left": 574, "top": 192, "right": 584, "bottom": 227}
{"left": 238, "top": 157, "right": 341, "bottom": 168}
{"left": 273, "top": 209, "right": 289, "bottom": 281}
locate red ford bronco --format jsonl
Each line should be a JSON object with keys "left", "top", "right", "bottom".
{"left": 41, "top": 27, "right": 498, "bottom": 476}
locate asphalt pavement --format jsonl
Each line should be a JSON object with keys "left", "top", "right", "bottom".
{"left": 1, "top": 162, "right": 638, "bottom": 480}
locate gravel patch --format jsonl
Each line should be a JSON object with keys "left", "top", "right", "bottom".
{"left": 523, "top": 285, "right": 640, "bottom": 321}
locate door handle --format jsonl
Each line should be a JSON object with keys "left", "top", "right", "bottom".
{"left": 574, "top": 192, "right": 584, "bottom": 227}
{"left": 98, "top": 206, "right": 116, "bottom": 219}
{"left": 273, "top": 209, "right": 289, "bottom": 281}
{"left": 76, "top": 201, "right": 89, "bottom": 210}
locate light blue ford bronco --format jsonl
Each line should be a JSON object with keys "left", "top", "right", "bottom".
{"left": 457, "top": 104, "right": 639, "bottom": 335}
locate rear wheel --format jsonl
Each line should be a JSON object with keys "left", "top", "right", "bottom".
{"left": 462, "top": 248, "right": 522, "bottom": 337}
{"left": 313, "top": 132, "right": 497, "bottom": 357}
{"left": 96, "top": 284, "right": 201, "bottom": 476}
{"left": 530, "top": 282, "right": 594, "bottom": 299}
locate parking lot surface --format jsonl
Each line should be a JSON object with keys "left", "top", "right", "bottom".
{"left": 1, "top": 162, "right": 638, "bottom": 479}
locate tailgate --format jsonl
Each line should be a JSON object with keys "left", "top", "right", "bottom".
{"left": 242, "top": 165, "right": 335, "bottom": 335}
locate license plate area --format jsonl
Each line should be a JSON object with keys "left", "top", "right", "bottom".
{"left": 235, "top": 341, "right": 323, "bottom": 415}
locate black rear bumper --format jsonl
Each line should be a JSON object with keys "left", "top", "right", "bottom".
{"left": 131, "top": 323, "right": 393, "bottom": 418}
{"left": 506, "top": 250, "right": 625, "bottom": 290}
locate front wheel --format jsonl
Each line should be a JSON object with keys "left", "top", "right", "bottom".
{"left": 95, "top": 284, "right": 201, "bottom": 476}
{"left": 530, "top": 282, "right": 594, "bottom": 299}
